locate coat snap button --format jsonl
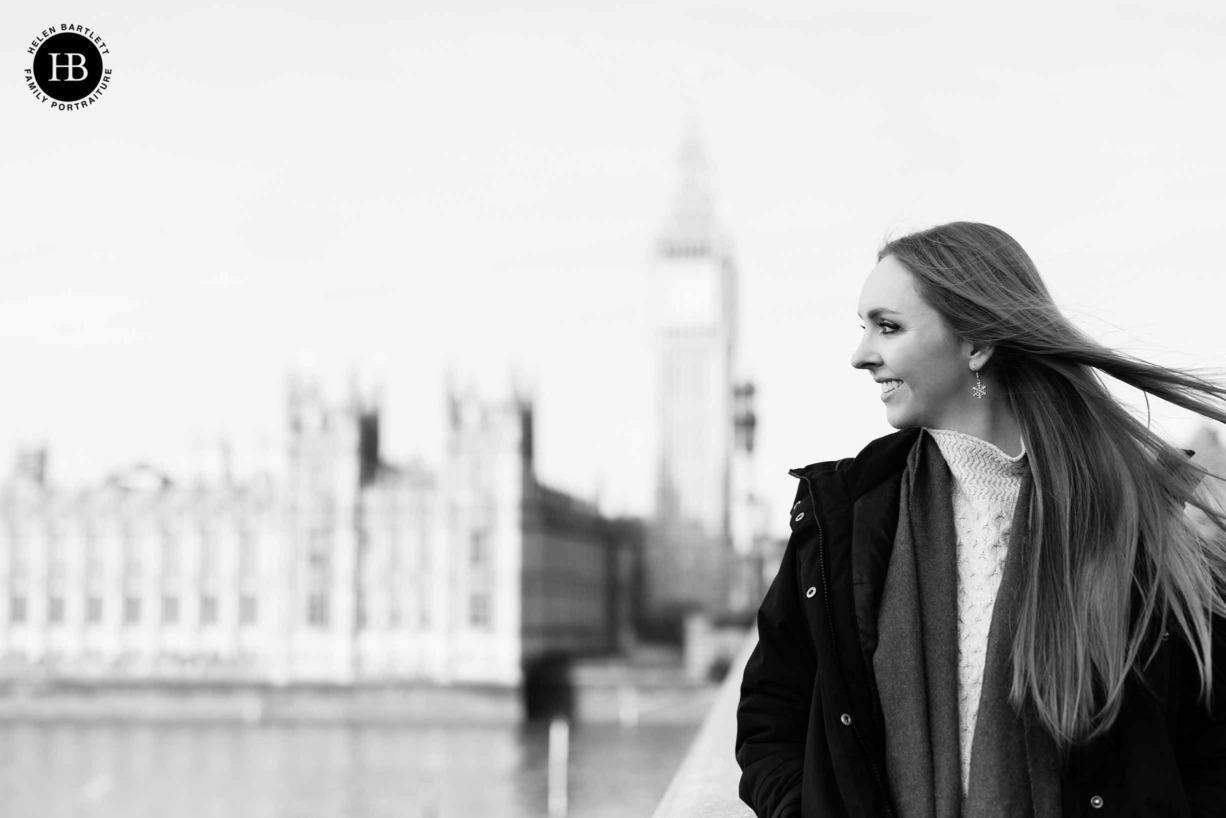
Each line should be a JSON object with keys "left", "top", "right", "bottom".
{"left": 840, "top": 713, "right": 852, "bottom": 726}
{"left": 1090, "top": 795, "right": 1103, "bottom": 809}
{"left": 1162, "top": 630, "right": 1170, "bottom": 641}
{"left": 805, "top": 587, "right": 816, "bottom": 599}
{"left": 794, "top": 512, "right": 805, "bottom": 521}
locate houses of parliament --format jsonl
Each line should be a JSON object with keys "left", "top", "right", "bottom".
{"left": 0, "top": 129, "right": 775, "bottom": 688}
{"left": 0, "top": 373, "right": 644, "bottom": 687}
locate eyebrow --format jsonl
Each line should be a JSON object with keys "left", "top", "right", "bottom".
{"left": 857, "top": 307, "right": 901, "bottom": 321}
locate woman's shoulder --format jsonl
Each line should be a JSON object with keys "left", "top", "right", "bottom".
{"left": 789, "top": 427, "right": 920, "bottom": 497}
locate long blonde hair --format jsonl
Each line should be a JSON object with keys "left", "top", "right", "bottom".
{"left": 881, "top": 222, "right": 1226, "bottom": 749}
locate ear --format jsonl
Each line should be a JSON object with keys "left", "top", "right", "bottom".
{"left": 965, "top": 340, "right": 996, "bottom": 373}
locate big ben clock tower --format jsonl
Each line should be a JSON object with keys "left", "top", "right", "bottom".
{"left": 647, "top": 124, "right": 739, "bottom": 623}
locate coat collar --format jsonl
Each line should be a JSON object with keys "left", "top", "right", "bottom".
{"left": 790, "top": 427, "right": 921, "bottom": 501}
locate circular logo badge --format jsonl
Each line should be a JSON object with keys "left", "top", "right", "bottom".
{"left": 24, "top": 25, "right": 112, "bottom": 110}
{"left": 33, "top": 33, "right": 103, "bottom": 101}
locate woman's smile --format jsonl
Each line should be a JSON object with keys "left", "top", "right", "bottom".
{"left": 879, "top": 379, "right": 903, "bottom": 399}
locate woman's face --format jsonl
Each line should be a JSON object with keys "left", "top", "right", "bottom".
{"left": 851, "top": 255, "right": 973, "bottom": 430}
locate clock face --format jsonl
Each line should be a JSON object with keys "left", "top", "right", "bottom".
{"left": 661, "top": 258, "right": 720, "bottom": 326}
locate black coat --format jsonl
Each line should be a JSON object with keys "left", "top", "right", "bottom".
{"left": 735, "top": 428, "right": 1226, "bottom": 817}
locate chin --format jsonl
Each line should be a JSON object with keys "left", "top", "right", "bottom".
{"left": 883, "top": 407, "right": 921, "bottom": 431}
{"left": 883, "top": 407, "right": 907, "bottom": 429}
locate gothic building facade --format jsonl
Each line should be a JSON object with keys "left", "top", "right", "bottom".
{"left": 0, "top": 376, "right": 636, "bottom": 687}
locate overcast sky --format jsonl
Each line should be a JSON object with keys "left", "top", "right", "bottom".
{"left": 4, "top": 1, "right": 1225, "bottom": 535}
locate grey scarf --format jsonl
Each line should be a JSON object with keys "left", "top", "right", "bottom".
{"left": 873, "top": 430, "right": 1062, "bottom": 817}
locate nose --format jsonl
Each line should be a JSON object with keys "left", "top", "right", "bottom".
{"left": 850, "top": 331, "right": 880, "bottom": 371}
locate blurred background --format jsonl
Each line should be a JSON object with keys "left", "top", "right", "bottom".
{"left": 2, "top": 1, "right": 1225, "bottom": 816}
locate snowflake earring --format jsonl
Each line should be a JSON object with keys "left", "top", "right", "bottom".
{"left": 972, "top": 369, "right": 986, "bottom": 400}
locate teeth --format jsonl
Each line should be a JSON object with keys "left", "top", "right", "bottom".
{"left": 880, "top": 380, "right": 902, "bottom": 394}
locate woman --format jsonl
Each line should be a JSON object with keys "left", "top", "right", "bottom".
{"left": 735, "top": 222, "right": 1226, "bottom": 817}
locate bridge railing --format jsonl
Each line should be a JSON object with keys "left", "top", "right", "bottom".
{"left": 650, "top": 633, "right": 756, "bottom": 818}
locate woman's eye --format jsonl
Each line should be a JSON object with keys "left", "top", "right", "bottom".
{"left": 878, "top": 321, "right": 898, "bottom": 334}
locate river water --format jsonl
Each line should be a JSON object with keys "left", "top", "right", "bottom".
{"left": 0, "top": 720, "right": 699, "bottom": 818}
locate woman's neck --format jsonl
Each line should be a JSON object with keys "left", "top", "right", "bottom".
{"left": 929, "top": 406, "right": 1025, "bottom": 457}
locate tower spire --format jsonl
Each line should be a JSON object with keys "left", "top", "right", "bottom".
{"left": 657, "top": 120, "right": 717, "bottom": 258}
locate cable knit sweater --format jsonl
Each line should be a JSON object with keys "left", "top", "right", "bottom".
{"left": 924, "top": 428, "right": 1028, "bottom": 799}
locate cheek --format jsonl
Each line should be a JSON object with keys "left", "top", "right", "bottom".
{"left": 898, "top": 360, "right": 957, "bottom": 405}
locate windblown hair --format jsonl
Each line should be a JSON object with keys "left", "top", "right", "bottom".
{"left": 880, "top": 221, "right": 1226, "bottom": 751}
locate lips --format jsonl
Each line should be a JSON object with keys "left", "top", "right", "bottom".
{"left": 878, "top": 379, "right": 902, "bottom": 395}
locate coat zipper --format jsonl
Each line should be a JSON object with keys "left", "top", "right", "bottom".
{"left": 801, "top": 473, "right": 894, "bottom": 818}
